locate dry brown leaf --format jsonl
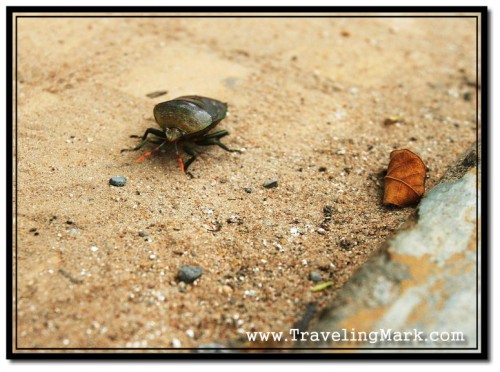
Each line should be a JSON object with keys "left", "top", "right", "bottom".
{"left": 383, "top": 149, "right": 426, "bottom": 207}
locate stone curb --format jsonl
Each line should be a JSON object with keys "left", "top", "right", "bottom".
{"left": 310, "top": 143, "right": 481, "bottom": 351}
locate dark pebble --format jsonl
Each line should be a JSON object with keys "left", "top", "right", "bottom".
{"left": 66, "top": 220, "right": 74, "bottom": 225}
{"left": 146, "top": 90, "right": 168, "bottom": 99}
{"left": 263, "top": 178, "right": 278, "bottom": 189}
{"left": 109, "top": 176, "right": 127, "bottom": 187}
{"left": 244, "top": 187, "right": 253, "bottom": 194}
{"left": 29, "top": 228, "right": 37, "bottom": 232}
{"left": 318, "top": 166, "right": 327, "bottom": 172}
{"left": 207, "top": 221, "right": 222, "bottom": 232}
{"left": 227, "top": 215, "right": 243, "bottom": 225}
{"left": 309, "top": 272, "right": 323, "bottom": 282}
{"left": 177, "top": 265, "right": 203, "bottom": 284}
{"left": 339, "top": 238, "right": 354, "bottom": 250}
{"left": 138, "top": 230, "right": 149, "bottom": 237}
{"left": 323, "top": 205, "right": 334, "bottom": 218}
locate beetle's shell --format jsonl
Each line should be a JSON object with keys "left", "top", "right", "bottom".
{"left": 153, "top": 96, "right": 227, "bottom": 138}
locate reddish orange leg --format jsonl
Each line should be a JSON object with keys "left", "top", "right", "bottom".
{"left": 175, "top": 143, "right": 185, "bottom": 172}
{"left": 136, "top": 141, "right": 167, "bottom": 163}
{"left": 176, "top": 151, "right": 185, "bottom": 172}
{"left": 136, "top": 151, "right": 153, "bottom": 163}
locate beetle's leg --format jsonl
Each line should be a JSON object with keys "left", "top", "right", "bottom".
{"left": 183, "top": 145, "right": 198, "bottom": 172}
{"left": 203, "top": 129, "right": 229, "bottom": 139}
{"left": 135, "top": 140, "right": 168, "bottom": 163}
{"left": 121, "top": 128, "right": 166, "bottom": 153}
{"left": 174, "top": 142, "right": 186, "bottom": 173}
{"left": 121, "top": 138, "right": 149, "bottom": 153}
{"left": 196, "top": 138, "right": 242, "bottom": 153}
{"left": 129, "top": 128, "right": 166, "bottom": 140}
{"left": 121, "top": 137, "right": 163, "bottom": 153}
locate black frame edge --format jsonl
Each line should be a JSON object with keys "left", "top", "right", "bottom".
{"left": 6, "top": 6, "right": 14, "bottom": 361}
{"left": 6, "top": 5, "right": 489, "bottom": 360}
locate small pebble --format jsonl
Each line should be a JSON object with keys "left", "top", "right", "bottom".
{"left": 177, "top": 265, "right": 203, "bottom": 283}
{"left": 339, "top": 238, "right": 354, "bottom": 250}
{"left": 171, "top": 338, "right": 181, "bottom": 348}
{"left": 317, "top": 259, "right": 332, "bottom": 271}
{"left": 66, "top": 228, "right": 79, "bottom": 234}
{"left": 206, "top": 221, "right": 222, "bottom": 232}
{"left": 146, "top": 90, "right": 168, "bottom": 99}
{"left": 384, "top": 115, "right": 402, "bottom": 126}
{"left": 138, "top": 230, "right": 149, "bottom": 237}
{"left": 221, "top": 285, "right": 233, "bottom": 295}
{"left": 226, "top": 215, "right": 242, "bottom": 224}
{"left": 244, "top": 187, "right": 253, "bottom": 194}
{"left": 263, "top": 178, "right": 278, "bottom": 189}
{"left": 309, "top": 272, "right": 323, "bottom": 282}
{"left": 90, "top": 245, "right": 98, "bottom": 252}
{"left": 109, "top": 176, "right": 127, "bottom": 187}
{"left": 318, "top": 166, "right": 327, "bottom": 172}
{"left": 323, "top": 206, "right": 334, "bottom": 217}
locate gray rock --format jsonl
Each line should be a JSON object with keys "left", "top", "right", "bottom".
{"left": 263, "top": 178, "right": 278, "bottom": 189}
{"left": 309, "top": 272, "right": 323, "bottom": 282}
{"left": 109, "top": 176, "right": 127, "bottom": 187}
{"left": 177, "top": 265, "right": 204, "bottom": 284}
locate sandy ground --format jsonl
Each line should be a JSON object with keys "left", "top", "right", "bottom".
{"left": 14, "top": 14, "right": 479, "bottom": 350}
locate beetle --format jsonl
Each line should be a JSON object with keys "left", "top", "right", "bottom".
{"left": 122, "top": 95, "right": 241, "bottom": 172}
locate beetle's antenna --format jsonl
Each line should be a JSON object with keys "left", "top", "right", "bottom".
{"left": 136, "top": 141, "right": 167, "bottom": 163}
{"left": 174, "top": 142, "right": 185, "bottom": 173}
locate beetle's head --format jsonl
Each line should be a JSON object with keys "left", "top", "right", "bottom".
{"left": 164, "top": 127, "right": 183, "bottom": 142}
